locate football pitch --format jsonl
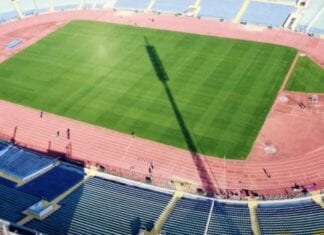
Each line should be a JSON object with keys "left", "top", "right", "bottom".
{"left": 286, "top": 56, "right": 324, "bottom": 92}
{"left": 0, "top": 20, "right": 297, "bottom": 159}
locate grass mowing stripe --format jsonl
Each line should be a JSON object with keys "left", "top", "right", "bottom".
{"left": 0, "top": 20, "right": 297, "bottom": 159}
{"left": 286, "top": 56, "right": 324, "bottom": 92}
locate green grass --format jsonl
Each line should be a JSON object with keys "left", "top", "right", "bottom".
{"left": 286, "top": 56, "right": 324, "bottom": 92}
{"left": 0, "top": 20, "right": 296, "bottom": 159}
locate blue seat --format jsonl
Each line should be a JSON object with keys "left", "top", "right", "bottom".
{"left": 152, "top": 0, "right": 195, "bottom": 14}
{"left": 208, "top": 201, "right": 252, "bottom": 234}
{"left": 114, "top": 0, "right": 150, "bottom": 11}
{"left": 0, "top": 147, "right": 55, "bottom": 181}
{"left": 26, "top": 177, "right": 171, "bottom": 235}
{"left": 308, "top": 9, "right": 324, "bottom": 35}
{"left": 0, "top": 184, "right": 40, "bottom": 223}
{"left": 55, "top": 0, "right": 79, "bottom": 11}
{"left": 19, "top": 0, "right": 37, "bottom": 16}
{"left": 296, "top": 1, "right": 324, "bottom": 33}
{"left": 257, "top": 199, "right": 324, "bottom": 234}
{"left": 33, "top": 0, "right": 50, "bottom": 13}
{"left": 199, "top": 0, "right": 244, "bottom": 20}
{"left": 241, "top": 2, "right": 296, "bottom": 27}
{"left": 162, "top": 197, "right": 211, "bottom": 235}
{"left": 19, "top": 164, "right": 85, "bottom": 201}
{"left": 0, "top": 141, "right": 10, "bottom": 153}
{"left": 0, "top": 1, "right": 18, "bottom": 23}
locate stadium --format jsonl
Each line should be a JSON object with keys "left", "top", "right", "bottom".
{"left": 0, "top": 0, "right": 323, "bottom": 234}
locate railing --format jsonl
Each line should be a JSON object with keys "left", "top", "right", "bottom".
{"left": 1, "top": 131, "right": 323, "bottom": 201}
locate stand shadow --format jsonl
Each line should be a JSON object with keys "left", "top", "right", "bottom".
{"left": 144, "top": 37, "right": 217, "bottom": 196}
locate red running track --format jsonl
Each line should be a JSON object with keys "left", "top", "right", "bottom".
{"left": 0, "top": 10, "right": 323, "bottom": 196}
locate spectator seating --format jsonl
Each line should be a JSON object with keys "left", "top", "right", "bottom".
{"left": 19, "top": 0, "right": 37, "bottom": 16}
{"left": 114, "top": 0, "right": 150, "bottom": 11}
{"left": 95, "top": 0, "right": 107, "bottom": 9}
{"left": 101, "top": 0, "right": 118, "bottom": 9}
{"left": 0, "top": 141, "right": 10, "bottom": 154}
{"left": 257, "top": 199, "right": 324, "bottom": 234}
{"left": 54, "top": 0, "right": 79, "bottom": 11}
{"left": 258, "top": 0, "right": 296, "bottom": 6}
{"left": 19, "top": 164, "right": 85, "bottom": 201}
{"left": 0, "top": 146, "right": 56, "bottom": 183}
{"left": 0, "top": 0, "right": 18, "bottom": 23}
{"left": 162, "top": 197, "right": 211, "bottom": 235}
{"left": 25, "top": 177, "right": 171, "bottom": 235}
{"left": 152, "top": 0, "right": 195, "bottom": 14}
{"left": 0, "top": 143, "right": 322, "bottom": 235}
{"left": 310, "top": 26, "right": 324, "bottom": 35}
{"left": 34, "top": 0, "right": 51, "bottom": 13}
{"left": 0, "top": 176, "right": 17, "bottom": 188}
{"left": 241, "top": 1, "right": 296, "bottom": 27}
{"left": 207, "top": 201, "right": 252, "bottom": 234}
{"left": 83, "top": 0, "right": 95, "bottom": 9}
{"left": 307, "top": 8, "right": 324, "bottom": 35}
{"left": 83, "top": 0, "right": 108, "bottom": 9}
{"left": 296, "top": 1, "right": 324, "bottom": 33}
{"left": 0, "top": 184, "right": 40, "bottom": 223}
{"left": 199, "top": 0, "right": 244, "bottom": 20}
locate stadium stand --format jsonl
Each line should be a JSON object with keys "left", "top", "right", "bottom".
{"left": 83, "top": 0, "right": 95, "bottom": 9}
{"left": 257, "top": 199, "right": 324, "bottom": 234}
{"left": 25, "top": 177, "right": 172, "bottom": 234}
{"left": 241, "top": 1, "right": 296, "bottom": 27}
{"left": 33, "top": 0, "right": 51, "bottom": 13}
{"left": 19, "top": 0, "right": 37, "bottom": 16}
{"left": 0, "top": 142, "right": 323, "bottom": 234}
{"left": 207, "top": 201, "right": 252, "bottom": 234}
{"left": 296, "top": 1, "right": 324, "bottom": 33}
{"left": 152, "top": 0, "right": 195, "bottom": 14}
{"left": 310, "top": 14, "right": 324, "bottom": 35}
{"left": 264, "top": 0, "right": 297, "bottom": 6}
{"left": 199, "top": 0, "right": 244, "bottom": 20}
{"left": 306, "top": 6, "right": 324, "bottom": 35}
{"left": 0, "top": 175, "right": 17, "bottom": 188}
{"left": 95, "top": 0, "right": 107, "bottom": 9}
{"left": 0, "top": 183, "right": 40, "bottom": 223}
{"left": 162, "top": 197, "right": 211, "bottom": 234}
{"left": 0, "top": 141, "right": 9, "bottom": 153}
{"left": 1, "top": 0, "right": 322, "bottom": 36}
{"left": 83, "top": 0, "right": 110, "bottom": 9}
{"left": 19, "top": 164, "right": 85, "bottom": 201}
{"left": 0, "top": 219, "right": 40, "bottom": 235}
{"left": 114, "top": 0, "right": 151, "bottom": 11}
{"left": 54, "top": 0, "right": 79, "bottom": 11}
{"left": 0, "top": 1, "right": 324, "bottom": 234}
{"left": 103, "top": 0, "right": 118, "bottom": 9}
{"left": 0, "top": 146, "right": 56, "bottom": 183}
{"left": 0, "top": 0, "right": 18, "bottom": 23}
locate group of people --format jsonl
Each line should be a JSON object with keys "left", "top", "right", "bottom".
{"left": 297, "top": 101, "right": 306, "bottom": 109}
{"left": 297, "top": 95, "right": 318, "bottom": 109}
{"left": 56, "top": 128, "right": 70, "bottom": 139}
{"left": 40, "top": 111, "right": 71, "bottom": 139}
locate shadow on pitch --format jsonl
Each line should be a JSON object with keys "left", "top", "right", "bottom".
{"left": 144, "top": 36, "right": 217, "bottom": 196}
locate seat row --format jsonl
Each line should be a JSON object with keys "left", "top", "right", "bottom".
{"left": 1, "top": 0, "right": 323, "bottom": 35}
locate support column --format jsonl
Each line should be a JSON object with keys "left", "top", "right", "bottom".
{"left": 248, "top": 199, "right": 261, "bottom": 235}
{"left": 12, "top": 0, "right": 24, "bottom": 19}
{"left": 234, "top": 0, "right": 250, "bottom": 23}
{"left": 146, "top": 191, "right": 183, "bottom": 235}
{"left": 50, "top": 0, "right": 55, "bottom": 12}
{"left": 79, "top": 0, "right": 85, "bottom": 10}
